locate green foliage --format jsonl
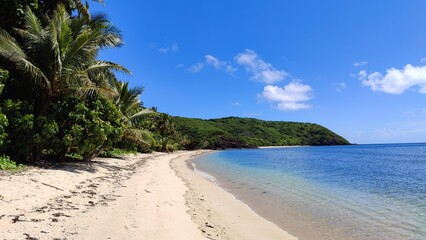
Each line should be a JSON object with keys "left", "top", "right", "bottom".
{"left": 99, "top": 148, "right": 138, "bottom": 158}
{"left": 0, "top": 155, "right": 25, "bottom": 171}
{"left": 138, "top": 113, "right": 185, "bottom": 152}
{"left": 45, "top": 97, "right": 124, "bottom": 160}
{"left": 173, "top": 116, "right": 351, "bottom": 149}
{"left": 113, "top": 80, "right": 147, "bottom": 125}
{"left": 0, "top": 69, "right": 9, "bottom": 149}
{"left": 0, "top": 0, "right": 39, "bottom": 30}
{"left": 0, "top": 5, "right": 128, "bottom": 115}
{"left": 0, "top": 0, "right": 105, "bottom": 30}
{"left": 1, "top": 99, "right": 35, "bottom": 160}
{"left": 111, "top": 79, "right": 155, "bottom": 152}
{"left": 0, "top": 5, "right": 130, "bottom": 162}
{"left": 3, "top": 97, "right": 124, "bottom": 161}
{"left": 117, "top": 128, "right": 154, "bottom": 153}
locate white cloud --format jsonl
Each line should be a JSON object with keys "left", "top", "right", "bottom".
{"left": 171, "top": 43, "right": 179, "bottom": 53}
{"left": 359, "top": 70, "right": 367, "bottom": 79}
{"left": 231, "top": 101, "right": 241, "bottom": 107}
{"left": 421, "top": 58, "right": 426, "bottom": 64}
{"left": 259, "top": 81, "right": 313, "bottom": 111}
{"left": 189, "top": 54, "right": 236, "bottom": 74}
{"left": 235, "top": 49, "right": 287, "bottom": 84}
{"left": 205, "top": 55, "right": 222, "bottom": 69}
{"left": 353, "top": 61, "right": 368, "bottom": 67}
{"left": 277, "top": 102, "right": 311, "bottom": 111}
{"left": 205, "top": 55, "right": 236, "bottom": 74}
{"left": 334, "top": 82, "right": 347, "bottom": 93}
{"left": 157, "top": 43, "right": 179, "bottom": 54}
{"left": 359, "top": 64, "right": 426, "bottom": 94}
{"left": 188, "top": 63, "right": 204, "bottom": 73}
{"left": 225, "top": 65, "right": 237, "bottom": 74}
{"left": 176, "top": 64, "right": 184, "bottom": 69}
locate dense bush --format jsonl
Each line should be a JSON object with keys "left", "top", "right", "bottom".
{"left": 3, "top": 97, "right": 124, "bottom": 161}
{"left": 138, "top": 113, "right": 185, "bottom": 152}
{"left": 2, "top": 99, "right": 36, "bottom": 160}
{"left": 44, "top": 97, "right": 125, "bottom": 160}
{"left": 0, "top": 69, "right": 8, "bottom": 150}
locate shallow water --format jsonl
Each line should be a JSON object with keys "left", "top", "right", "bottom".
{"left": 194, "top": 144, "right": 426, "bottom": 240}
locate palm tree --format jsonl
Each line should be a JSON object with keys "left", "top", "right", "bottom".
{"left": 0, "top": 5, "right": 128, "bottom": 115}
{"left": 113, "top": 80, "right": 150, "bottom": 126}
{"left": 71, "top": 0, "right": 105, "bottom": 18}
{"left": 112, "top": 79, "right": 155, "bottom": 148}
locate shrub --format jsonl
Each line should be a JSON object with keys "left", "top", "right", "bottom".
{"left": 0, "top": 69, "right": 9, "bottom": 150}
{"left": 45, "top": 97, "right": 125, "bottom": 160}
{"left": 2, "top": 99, "right": 37, "bottom": 160}
{"left": 3, "top": 97, "right": 124, "bottom": 161}
{"left": 0, "top": 155, "right": 24, "bottom": 171}
{"left": 99, "top": 148, "right": 138, "bottom": 158}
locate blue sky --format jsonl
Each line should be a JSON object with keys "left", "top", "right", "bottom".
{"left": 91, "top": 0, "right": 426, "bottom": 144}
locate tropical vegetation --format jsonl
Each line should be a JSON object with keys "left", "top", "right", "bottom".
{"left": 173, "top": 117, "right": 350, "bottom": 149}
{"left": 0, "top": 1, "right": 350, "bottom": 168}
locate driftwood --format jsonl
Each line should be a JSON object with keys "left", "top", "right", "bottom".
{"left": 30, "top": 179, "right": 64, "bottom": 191}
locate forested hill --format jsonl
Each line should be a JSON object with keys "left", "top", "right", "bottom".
{"left": 173, "top": 116, "right": 350, "bottom": 149}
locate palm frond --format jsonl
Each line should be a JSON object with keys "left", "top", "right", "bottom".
{"left": 0, "top": 29, "right": 27, "bottom": 59}
{"left": 23, "top": 6, "right": 43, "bottom": 38}
{"left": 129, "top": 109, "right": 155, "bottom": 121}
{"left": 62, "top": 29, "right": 100, "bottom": 66}
{"left": 73, "top": 0, "right": 91, "bottom": 18}
{"left": 0, "top": 29, "right": 50, "bottom": 87}
{"left": 123, "top": 128, "right": 155, "bottom": 147}
{"left": 86, "top": 60, "right": 131, "bottom": 75}
{"left": 67, "top": 70, "right": 115, "bottom": 99}
{"left": 0, "top": 4, "right": 128, "bottom": 110}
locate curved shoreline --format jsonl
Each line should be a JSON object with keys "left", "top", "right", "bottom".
{"left": 171, "top": 151, "right": 297, "bottom": 240}
{"left": 0, "top": 151, "right": 297, "bottom": 240}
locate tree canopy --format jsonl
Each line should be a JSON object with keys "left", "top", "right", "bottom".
{"left": 173, "top": 116, "right": 350, "bottom": 149}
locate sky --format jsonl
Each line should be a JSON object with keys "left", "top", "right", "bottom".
{"left": 91, "top": 0, "right": 426, "bottom": 144}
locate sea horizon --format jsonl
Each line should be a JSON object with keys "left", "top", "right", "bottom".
{"left": 193, "top": 143, "right": 426, "bottom": 240}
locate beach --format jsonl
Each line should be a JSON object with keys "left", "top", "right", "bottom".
{"left": 0, "top": 151, "right": 297, "bottom": 240}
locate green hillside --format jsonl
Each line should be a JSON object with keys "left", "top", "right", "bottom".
{"left": 173, "top": 116, "right": 350, "bottom": 149}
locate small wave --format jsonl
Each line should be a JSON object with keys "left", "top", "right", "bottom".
{"left": 192, "top": 163, "right": 218, "bottom": 184}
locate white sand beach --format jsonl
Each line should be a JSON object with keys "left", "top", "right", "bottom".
{"left": 0, "top": 151, "right": 297, "bottom": 240}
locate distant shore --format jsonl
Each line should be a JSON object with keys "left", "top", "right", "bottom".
{"left": 0, "top": 151, "right": 297, "bottom": 240}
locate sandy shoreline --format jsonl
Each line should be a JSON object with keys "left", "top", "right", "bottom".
{"left": 0, "top": 151, "right": 297, "bottom": 240}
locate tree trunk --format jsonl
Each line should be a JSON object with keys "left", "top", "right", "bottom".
{"left": 35, "top": 92, "right": 52, "bottom": 116}
{"left": 83, "top": 148, "right": 103, "bottom": 161}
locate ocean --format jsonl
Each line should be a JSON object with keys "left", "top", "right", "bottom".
{"left": 193, "top": 143, "right": 426, "bottom": 240}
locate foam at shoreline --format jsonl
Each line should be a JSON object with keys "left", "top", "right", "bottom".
{"left": 192, "top": 162, "right": 218, "bottom": 184}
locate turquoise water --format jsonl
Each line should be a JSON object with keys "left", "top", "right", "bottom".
{"left": 194, "top": 144, "right": 426, "bottom": 240}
